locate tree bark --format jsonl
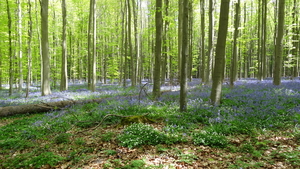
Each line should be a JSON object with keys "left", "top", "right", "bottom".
{"left": 292, "top": 0, "right": 299, "bottom": 78}
{"left": 17, "top": 0, "right": 23, "bottom": 92}
{"left": 153, "top": 0, "right": 163, "bottom": 99}
{"left": 60, "top": 0, "right": 68, "bottom": 91}
{"left": 205, "top": 0, "right": 214, "bottom": 84}
{"left": 273, "top": 0, "right": 285, "bottom": 85}
{"left": 41, "top": 0, "right": 51, "bottom": 96}
{"left": 210, "top": 0, "right": 230, "bottom": 105}
{"left": 200, "top": 0, "right": 205, "bottom": 82}
{"left": 230, "top": 0, "right": 240, "bottom": 87}
{"left": 6, "top": 0, "right": 13, "bottom": 96}
{"left": 26, "top": 0, "right": 33, "bottom": 98}
{"left": 0, "top": 98, "right": 105, "bottom": 117}
{"left": 180, "top": 0, "right": 189, "bottom": 112}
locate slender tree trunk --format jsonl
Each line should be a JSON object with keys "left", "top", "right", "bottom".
{"left": 17, "top": 0, "right": 23, "bottom": 92}
{"left": 123, "top": 1, "right": 128, "bottom": 87}
{"left": 210, "top": 0, "right": 230, "bottom": 105}
{"left": 127, "top": 0, "right": 135, "bottom": 86}
{"left": 257, "top": 0, "right": 262, "bottom": 80}
{"left": 205, "top": 0, "right": 214, "bottom": 84}
{"left": 41, "top": 0, "right": 51, "bottom": 96}
{"left": 187, "top": 0, "right": 193, "bottom": 82}
{"left": 262, "top": 0, "right": 267, "bottom": 79}
{"left": 26, "top": 0, "right": 33, "bottom": 98}
{"left": 91, "top": 0, "right": 97, "bottom": 91}
{"left": 131, "top": 0, "right": 139, "bottom": 86}
{"left": 200, "top": 0, "right": 205, "bottom": 82}
{"left": 243, "top": 2, "right": 248, "bottom": 78}
{"left": 230, "top": 0, "right": 240, "bottom": 87}
{"left": 273, "top": 0, "right": 285, "bottom": 85}
{"left": 88, "top": 0, "right": 93, "bottom": 90}
{"left": 153, "top": 0, "right": 163, "bottom": 99}
{"left": 292, "top": 0, "right": 299, "bottom": 78}
{"left": 180, "top": 0, "right": 189, "bottom": 112}
{"left": 6, "top": 0, "right": 13, "bottom": 96}
{"left": 271, "top": 0, "right": 278, "bottom": 78}
{"left": 178, "top": 0, "right": 183, "bottom": 81}
{"left": 161, "top": 0, "right": 169, "bottom": 85}
{"left": 60, "top": 0, "right": 68, "bottom": 91}
{"left": 0, "top": 47, "right": 2, "bottom": 90}
{"left": 119, "top": 0, "right": 125, "bottom": 85}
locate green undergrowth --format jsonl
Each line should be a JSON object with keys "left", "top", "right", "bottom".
{"left": 1, "top": 84, "right": 300, "bottom": 168}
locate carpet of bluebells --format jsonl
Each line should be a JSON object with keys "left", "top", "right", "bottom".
{"left": 0, "top": 78, "right": 300, "bottom": 168}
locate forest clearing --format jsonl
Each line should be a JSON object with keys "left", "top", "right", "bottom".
{"left": 0, "top": 79, "right": 299, "bottom": 168}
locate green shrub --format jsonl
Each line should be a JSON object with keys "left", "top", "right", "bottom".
{"left": 122, "top": 159, "right": 146, "bottom": 169}
{"left": 101, "top": 132, "right": 115, "bottom": 142}
{"left": 104, "top": 149, "right": 117, "bottom": 156}
{"left": 0, "top": 138, "right": 34, "bottom": 150}
{"left": 117, "top": 123, "right": 166, "bottom": 148}
{"left": 74, "top": 138, "right": 85, "bottom": 145}
{"left": 239, "top": 142, "right": 255, "bottom": 153}
{"left": 29, "top": 152, "right": 65, "bottom": 168}
{"left": 2, "top": 152, "right": 64, "bottom": 168}
{"left": 54, "top": 133, "right": 71, "bottom": 144}
{"left": 193, "top": 131, "right": 228, "bottom": 148}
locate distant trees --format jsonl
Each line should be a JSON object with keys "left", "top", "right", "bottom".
{"left": 0, "top": 0, "right": 299, "bottom": 106}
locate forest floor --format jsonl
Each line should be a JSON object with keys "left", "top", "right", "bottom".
{"left": 0, "top": 78, "right": 300, "bottom": 169}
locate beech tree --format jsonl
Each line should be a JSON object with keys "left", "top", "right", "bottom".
{"left": 180, "top": 0, "right": 189, "bottom": 111}
{"left": 273, "top": 0, "right": 285, "bottom": 85}
{"left": 41, "top": 0, "right": 51, "bottom": 96}
{"left": 60, "top": 0, "right": 68, "bottom": 91}
{"left": 153, "top": 0, "right": 162, "bottom": 100}
{"left": 210, "top": 0, "right": 230, "bottom": 105}
{"left": 26, "top": 0, "right": 33, "bottom": 98}
{"left": 230, "top": 0, "right": 240, "bottom": 87}
{"left": 6, "top": 0, "right": 13, "bottom": 96}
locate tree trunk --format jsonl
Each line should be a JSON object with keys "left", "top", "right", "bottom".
{"left": 205, "top": 0, "right": 214, "bottom": 84}
{"left": 127, "top": 0, "right": 135, "bottom": 86}
{"left": 230, "top": 0, "right": 240, "bottom": 87}
{"left": 210, "top": 0, "right": 230, "bottom": 106}
{"left": 292, "top": 0, "right": 299, "bottom": 78}
{"left": 91, "top": 0, "right": 97, "bottom": 91}
{"left": 131, "top": 0, "right": 139, "bottom": 86}
{"left": 200, "top": 0, "right": 205, "bottom": 82}
{"left": 17, "top": 0, "right": 23, "bottom": 92}
{"left": 0, "top": 98, "right": 105, "bottom": 117}
{"left": 153, "top": 0, "right": 163, "bottom": 99}
{"left": 178, "top": 0, "right": 183, "bottom": 82}
{"left": 262, "top": 0, "right": 267, "bottom": 79}
{"left": 60, "top": 0, "right": 68, "bottom": 91}
{"left": 0, "top": 47, "right": 2, "bottom": 90}
{"left": 257, "top": 0, "right": 262, "bottom": 80}
{"left": 161, "top": 0, "right": 169, "bottom": 85}
{"left": 273, "top": 0, "right": 285, "bottom": 85}
{"left": 6, "top": 0, "right": 13, "bottom": 96}
{"left": 41, "top": 0, "right": 51, "bottom": 96}
{"left": 88, "top": 0, "right": 93, "bottom": 90}
{"left": 188, "top": 0, "right": 193, "bottom": 82}
{"left": 26, "top": 0, "right": 33, "bottom": 98}
{"left": 180, "top": 0, "right": 189, "bottom": 112}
